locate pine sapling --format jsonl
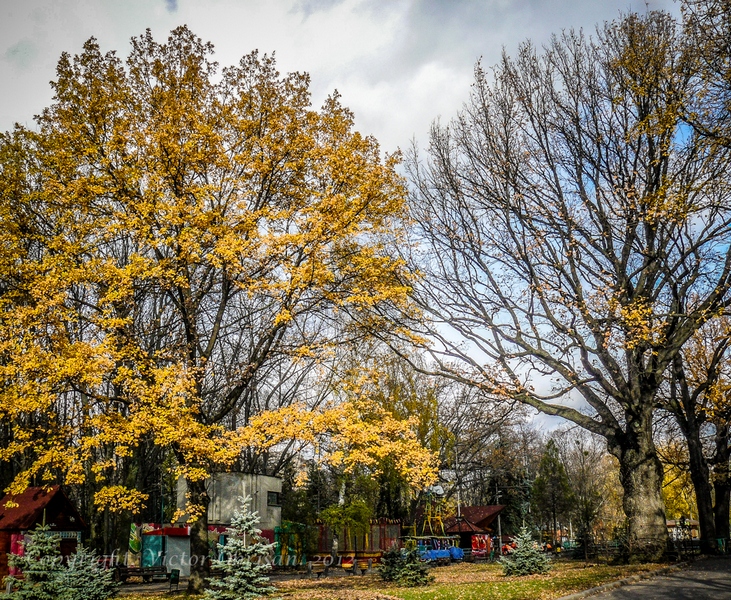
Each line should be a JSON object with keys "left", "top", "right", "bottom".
{"left": 378, "top": 545, "right": 404, "bottom": 582}
{"left": 203, "top": 496, "right": 279, "bottom": 600}
{"left": 59, "top": 545, "right": 119, "bottom": 600}
{"left": 6, "top": 523, "right": 65, "bottom": 600}
{"left": 398, "top": 548, "right": 433, "bottom": 587}
{"left": 379, "top": 543, "right": 433, "bottom": 587}
{"left": 500, "top": 527, "right": 551, "bottom": 576}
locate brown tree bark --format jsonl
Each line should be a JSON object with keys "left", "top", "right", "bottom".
{"left": 186, "top": 478, "right": 211, "bottom": 593}
{"left": 670, "top": 356, "right": 718, "bottom": 552}
{"left": 686, "top": 432, "right": 717, "bottom": 553}
{"left": 609, "top": 415, "right": 669, "bottom": 560}
{"left": 712, "top": 423, "right": 731, "bottom": 541}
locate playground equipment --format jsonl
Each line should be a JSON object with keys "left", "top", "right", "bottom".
{"left": 421, "top": 485, "right": 446, "bottom": 537}
{"left": 471, "top": 534, "right": 495, "bottom": 560}
{"left": 404, "top": 535, "right": 463, "bottom": 564}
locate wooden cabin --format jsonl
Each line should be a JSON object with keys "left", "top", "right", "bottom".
{"left": 0, "top": 486, "right": 85, "bottom": 577}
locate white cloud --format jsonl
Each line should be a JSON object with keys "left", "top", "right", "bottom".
{"left": 1, "top": 0, "right": 679, "bottom": 140}
{"left": 331, "top": 60, "right": 473, "bottom": 152}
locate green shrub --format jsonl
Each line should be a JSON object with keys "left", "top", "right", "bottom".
{"left": 500, "top": 527, "right": 551, "bottom": 576}
{"left": 203, "top": 496, "right": 279, "bottom": 600}
{"left": 379, "top": 544, "right": 433, "bottom": 587}
{"left": 5, "top": 523, "right": 117, "bottom": 600}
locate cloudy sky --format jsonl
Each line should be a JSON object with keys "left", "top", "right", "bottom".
{"left": 2, "top": 0, "right": 677, "bottom": 154}
{"left": 1, "top": 0, "right": 681, "bottom": 431}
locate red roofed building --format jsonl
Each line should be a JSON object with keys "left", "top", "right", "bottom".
{"left": 0, "top": 486, "right": 85, "bottom": 577}
{"left": 443, "top": 505, "right": 505, "bottom": 548}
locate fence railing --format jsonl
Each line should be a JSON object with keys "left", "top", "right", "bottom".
{"left": 571, "top": 536, "right": 722, "bottom": 561}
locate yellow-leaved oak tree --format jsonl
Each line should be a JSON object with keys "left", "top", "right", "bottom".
{"left": 402, "top": 12, "right": 731, "bottom": 558}
{"left": 0, "top": 27, "right": 429, "bottom": 590}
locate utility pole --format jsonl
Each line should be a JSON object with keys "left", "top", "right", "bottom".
{"left": 495, "top": 483, "right": 502, "bottom": 545}
{"left": 160, "top": 467, "right": 165, "bottom": 527}
{"left": 455, "top": 443, "right": 461, "bottom": 519}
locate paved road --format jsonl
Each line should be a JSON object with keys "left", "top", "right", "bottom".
{"left": 590, "top": 557, "right": 731, "bottom": 600}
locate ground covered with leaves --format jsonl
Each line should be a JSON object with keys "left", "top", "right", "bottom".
{"left": 120, "top": 560, "right": 664, "bottom": 600}
{"left": 276, "top": 560, "right": 661, "bottom": 600}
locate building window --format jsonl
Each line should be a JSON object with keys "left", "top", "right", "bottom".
{"left": 267, "top": 491, "right": 281, "bottom": 507}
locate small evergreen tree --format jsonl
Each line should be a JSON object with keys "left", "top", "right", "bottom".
{"left": 397, "top": 548, "right": 433, "bottom": 587}
{"left": 378, "top": 545, "right": 404, "bottom": 582}
{"left": 6, "top": 523, "right": 65, "bottom": 600}
{"left": 532, "top": 439, "right": 574, "bottom": 547}
{"left": 203, "top": 496, "right": 279, "bottom": 600}
{"left": 378, "top": 544, "right": 433, "bottom": 587}
{"left": 59, "top": 546, "right": 119, "bottom": 600}
{"left": 500, "top": 527, "right": 551, "bottom": 576}
{"left": 5, "top": 523, "right": 118, "bottom": 600}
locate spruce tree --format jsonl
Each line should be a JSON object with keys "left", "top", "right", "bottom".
{"left": 397, "top": 548, "right": 433, "bottom": 587}
{"left": 6, "top": 523, "right": 64, "bottom": 600}
{"left": 59, "top": 545, "right": 119, "bottom": 600}
{"left": 6, "top": 523, "right": 118, "bottom": 600}
{"left": 203, "top": 496, "right": 279, "bottom": 600}
{"left": 532, "top": 440, "right": 574, "bottom": 547}
{"left": 378, "top": 545, "right": 404, "bottom": 582}
{"left": 378, "top": 544, "right": 433, "bottom": 587}
{"left": 500, "top": 527, "right": 551, "bottom": 576}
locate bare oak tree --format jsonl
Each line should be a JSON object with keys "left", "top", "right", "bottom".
{"left": 405, "top": 12, "right": 731, "bottom": 555}
{"left": 683, "top": 0, "right": 731, "bottom": 147}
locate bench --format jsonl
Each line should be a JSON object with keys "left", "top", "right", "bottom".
{"left": 114, "top": 565, "right": 170, "bottom": 583}
{"left": 355, "top": 558, "right": 373, "bottom": 575}
{"left": 341, "top": 554, "right": 356, "bottom": 575}
{"left": 305, "top": 559, "right": 329, "bottom": 578}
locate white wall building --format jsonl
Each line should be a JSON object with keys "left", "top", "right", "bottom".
{"left": 177, "top": 472, "right": 282, "bottom": 532}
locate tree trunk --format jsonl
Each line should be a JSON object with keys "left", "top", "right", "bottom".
{"left": 684, "top": 417, "right": 717, "bottom": 553}
{"left": 187, "top": 478, "right": 211, "bottom": 593}
{"left": 713, "top": 422, "right": 730, "bottom": 542}
{"left": 669, "top": 357, "right": 718, "bottom": 553}
{"left": 715, "top": 480, "right": 730, "bottom": 542}
{"left": 611, "top": 423, "right": 669, "bottom": 560}
{"left": 111, "top": 512, "right": 134, "bottom": 565}
{"left": 89, "top": 506, "right": 105, "bottom": 555}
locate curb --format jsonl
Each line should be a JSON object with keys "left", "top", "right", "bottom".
{"left": 554, "top": 562, "right": 689, "bottom": 600}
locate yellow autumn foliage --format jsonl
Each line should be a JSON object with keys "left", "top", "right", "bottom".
{"left": 0, "top": 26, "right": 427, "bottom": 514}
{"left": 659, "top": 440, "right": 697, "bottom": 520}
{"left": 239, "top": 398, "right": 437, "bottom": 490}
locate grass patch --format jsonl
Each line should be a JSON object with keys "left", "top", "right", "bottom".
{"left": 121, "top": 596, "right": 200, "bottom": 600}
{"left": 275, "top": 560, "right": 664, "bottom": 600}
{"left": 118, "top": 561, "right": 666, "bottom": 600}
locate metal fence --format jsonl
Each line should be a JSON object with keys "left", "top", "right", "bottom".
{"left": 571, "top": 536, "right": 729, "bottom": 561}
